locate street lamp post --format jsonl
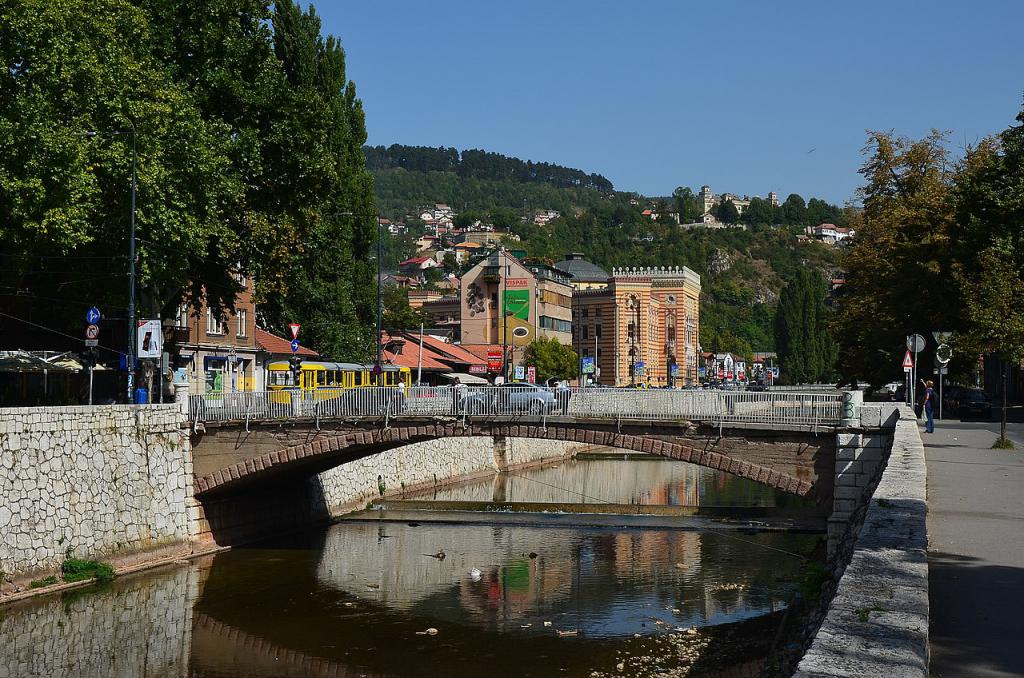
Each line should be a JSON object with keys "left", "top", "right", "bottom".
{"left": 81, "top": 121, "right": 137, "bottom": 403}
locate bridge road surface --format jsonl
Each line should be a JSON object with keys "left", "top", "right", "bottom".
{"left": 925, "top": 418, "right": 1024, "bottom": 678}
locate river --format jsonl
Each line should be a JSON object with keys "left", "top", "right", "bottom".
{"left": 0, "top": 453, "right": 823, "bottom": 677}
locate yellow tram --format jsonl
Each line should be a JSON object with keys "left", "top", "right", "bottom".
{"left": 266, "top": 361, "right": 411, "bottom": 397}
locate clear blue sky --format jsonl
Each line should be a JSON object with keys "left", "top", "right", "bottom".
{"left": 312, "top": 0, "right": 1023, "bottom": 205}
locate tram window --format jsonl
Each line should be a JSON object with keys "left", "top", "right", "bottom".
{"left": 269, "top": 371, "right": 293, "bottom": 386}
{"left": 317, "top": 371, "right": 327, "bottom": 386}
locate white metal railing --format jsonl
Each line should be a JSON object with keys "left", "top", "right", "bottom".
{"left": 189, "top": 386, "right": 843, "bottom": 428}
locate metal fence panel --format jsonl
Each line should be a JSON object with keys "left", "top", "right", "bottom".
{"left": 191, "top": 387, "right": 843, "bottom": 428}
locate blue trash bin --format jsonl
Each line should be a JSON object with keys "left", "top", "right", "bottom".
{"left": 134, "top": 387, "right": 149, "bottom": 404}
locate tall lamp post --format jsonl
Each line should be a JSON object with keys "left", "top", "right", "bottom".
{"left": 81, "top": 121, "right": 137, "bottom": 403}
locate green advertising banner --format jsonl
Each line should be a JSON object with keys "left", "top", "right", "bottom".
{"left": 503, "top": 289, "right": 530, "bottom": 320}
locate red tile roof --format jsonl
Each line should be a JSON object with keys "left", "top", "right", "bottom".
{"left": 255, "top": 328, "right": 318, "bottom": 356}
{"left": 399, "top": 256, "right": 432, "bottom": 266}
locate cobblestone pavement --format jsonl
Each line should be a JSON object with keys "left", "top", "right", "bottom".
{"left": 924, "top": 418, "right": 1024, "bottom": 678}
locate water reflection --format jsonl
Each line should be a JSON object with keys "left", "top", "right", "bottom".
{"left": 0, "top": 456, "right": 822, "bottom": 677}
{"left": 315, "top": 522, "right": 807, "bottom": 637}
{"left": 407, "top": 455, "right": 808, "bottom": 508}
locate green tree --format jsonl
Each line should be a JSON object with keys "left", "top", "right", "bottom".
{"left": 522, "top": 336, "right": 578, "bottom": 382}
{"left": 782, "top": 194, "right": 807, "bottom": 225}
{"left": 0, "top": 0, "right": 245, "bottom": 333}
{"left": 382, "top": 285, "right": 426, "bottom": 332}
{"left": 672, "top": 186, "right": 701, "bottom": 223}
{"left": 832, "top": 130, "right": 957, "bottom": 385}
{"left": 954, "top": 106, "right": 1024, "bottom": 446}
{"left": 716, "top": 198, "right": 740, "bottom": 224}
{"left": 775, "top": 270, "right": 836, "bottom": 384}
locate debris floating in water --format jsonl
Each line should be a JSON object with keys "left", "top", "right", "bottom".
{"left": 469, "top": 568, "right": 482, "bottom": 581}
{"left": 415, "top": 627, "right": 439, "bottom": 636}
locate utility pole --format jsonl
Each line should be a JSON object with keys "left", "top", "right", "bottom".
{"left": 127, "top": 119, "right": 137, "bottom": 403}
{"left": 375, "top": 217, "right": 383, "bottom": 380}
{"left": 79, "top": 122, "right": 137, "bottom": 402}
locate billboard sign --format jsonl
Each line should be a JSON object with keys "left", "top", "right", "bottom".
{"left": 487, "top": 349, "right": 503, "bottom": 373}
{"left": 137, "top": 319, "right": 162, "bottom": 359}
{"left": 581, "top": 356, "right": 595, "bottom": 374}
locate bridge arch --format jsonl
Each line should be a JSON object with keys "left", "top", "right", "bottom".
{"left": 194, "top": 422, "right": 814, "bottom": 499}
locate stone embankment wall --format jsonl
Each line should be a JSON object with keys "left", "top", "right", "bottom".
{"left": 316, "top": 436, "right": 582, "bottom": 517}
{"left": 0, "top": 405, "right": 192, "bottom": 579}
{"left": 795, "top": 405, "right": 928, "bottom": 676}
{"left": 0, "top": 563, "right": 197, "bottom": 676}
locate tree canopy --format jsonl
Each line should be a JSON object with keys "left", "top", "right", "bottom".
{"left": 775, "top": 270, "right": 836, "bottom": 384}
{"left": 0, "top": 0, "right": 377, "bottom": 360}
{"left": 523, "top": 336, "right": 578, "bottom": 382}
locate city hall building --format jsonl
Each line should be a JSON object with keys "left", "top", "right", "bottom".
{"left": 571, "top": 266, "right": 701, "bottom": 387}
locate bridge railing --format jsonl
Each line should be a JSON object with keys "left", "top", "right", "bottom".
{"left": 189, "top": 387, "right": 843, "bottom": 428}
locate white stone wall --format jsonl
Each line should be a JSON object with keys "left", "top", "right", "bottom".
{"left": 0, "top": 405, "right": 192, "bottom": 577}
{"left": 796, "top": 406, "right": 928, "bottom": 677}
{"left": 0, "top": 564, "right": 197, "bottom": 677}
{"left": 316, "top": 437, "right": 583, "bottom": 516}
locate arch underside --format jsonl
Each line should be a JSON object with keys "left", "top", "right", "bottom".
{"left": 194, "top": 423, "right": 814, "bottom": 499}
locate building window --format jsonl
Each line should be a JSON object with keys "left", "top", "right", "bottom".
{"left": 206, "top": 308, "right": 226, "bottom": 336}
{"left": 582, "top": 308, "right": 589, "bottom": 318}
{"left": 595, "top": 324, "right": 602, "bottom": 338}
{"left": 176, "top": 304, "right": 189, "bottom": 329}
{"left": 236, "top": 309, "right": 247, "bottom": 338}
{"left": 582, "top": 326, "right": 589, "bottom": 340}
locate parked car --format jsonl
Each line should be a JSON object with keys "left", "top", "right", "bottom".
{"left": 494, "top": 382, "right": 557, "bottom": 414}
{"left": 956, "top": 389, "right": 992, "bottom": 419}
{"left": 941, "top": 386, "right": 964, "bottom": 415}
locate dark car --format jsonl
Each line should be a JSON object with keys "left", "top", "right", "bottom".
{"left": 957, "top": 389, "right": 992, "bottom": 419}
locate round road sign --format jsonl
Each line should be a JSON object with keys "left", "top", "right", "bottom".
{"left": 936, "top": 343, "right": 952, "bottom": 364}
{"left": 906, "top": 334, "right": 926, "bottom": 352}
{"left": 85, "top": 324, "right": 100, "bottom": 340}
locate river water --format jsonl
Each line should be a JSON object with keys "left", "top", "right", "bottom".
{"left": 0, "top": 455, "right": 822, "bottom": 678}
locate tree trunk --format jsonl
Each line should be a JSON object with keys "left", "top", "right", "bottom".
{"left": 1002, "top": 360, "right": 1008, "bottom": 442}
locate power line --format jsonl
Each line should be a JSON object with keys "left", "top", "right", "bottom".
{"left": 0, "top": 310, "right": 126, "bottom": 356}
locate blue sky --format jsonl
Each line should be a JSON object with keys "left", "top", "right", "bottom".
{"left": 312, "top": 0, "right": 1023, "bottom": 204}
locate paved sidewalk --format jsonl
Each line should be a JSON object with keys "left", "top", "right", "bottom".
{"left": 924, "top": 419, "right": 1024, "bottom": 677}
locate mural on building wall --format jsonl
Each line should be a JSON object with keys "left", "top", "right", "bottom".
{"left": 502, "top": 289, "right": 533, "bottom": 346}
{"left": 465, "top": 282, "right": 486, "bottom": 316}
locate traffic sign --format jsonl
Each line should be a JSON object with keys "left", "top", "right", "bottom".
{"left": 85, "top": 324, "right": 99, "bottom": 340}
{"left": 289, "top": 323, "right": 301, "bottom": 340}
{"left": 514, "top": 365, "right": 525, "bottom": 381}
{"left": 936, "top": 343, "right": 952, "bottom": 364}
{"left": 906, "top": 334, "right": 926, "bottom": 352}
{"left": 86, "top": 307, "right": 101, "bottom": 324}
{"left": 290, "top": 339, "right": 300, "bottom": 353}
{"left": 85, "top": 339, "right": 98, "bottom": 347}
{"left": 902, "top": 350, "right": 914, "bottom": 370}
{"left": 581, "top": 356, "right": 595, "bottom": 374}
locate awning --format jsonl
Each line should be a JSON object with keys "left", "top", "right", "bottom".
{"left": 440, "top": 372, "right": 489, "bottom": 385}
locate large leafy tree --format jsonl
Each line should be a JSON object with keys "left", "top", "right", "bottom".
{"left": 775, "top": 270, "right": 836, "bottom": 384}
{"left": 954, "top": 106, "right": 1024, "bottom": 445}
{"left": 0, "top": 0, "right": 244, "bottom": 346}
{"left": 523, "top": 336, "right": 578, "bottom": 382}
{"left": 1, "top": 0, "right": 378, "bottom": 361}
{"left": 832, "top": 130, "right": 959, "bottom": 385}
{"left": 260, "top": 1, "right": 377, "bottom": 361}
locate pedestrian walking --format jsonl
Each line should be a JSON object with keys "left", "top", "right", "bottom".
{"left": 555, "top": 379, "right": 570, "bottom": 414}
{"left": 924, "top": 379, "right": 936, "bottom": 433}
{"left": 450, "top": 376, "right": 461, "bottom": 415}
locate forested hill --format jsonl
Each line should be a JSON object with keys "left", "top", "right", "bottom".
{"left": 366, "top": 144, "right": 615, "bottom": 220}
{"left": 508, "top": 197, "right": 841, "bottom": 355}
{"left": 369, "top": 143, "right": 847, "bottom": 355}
{"left": 365, "top": 144, "right": 614, "bottom": 191}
